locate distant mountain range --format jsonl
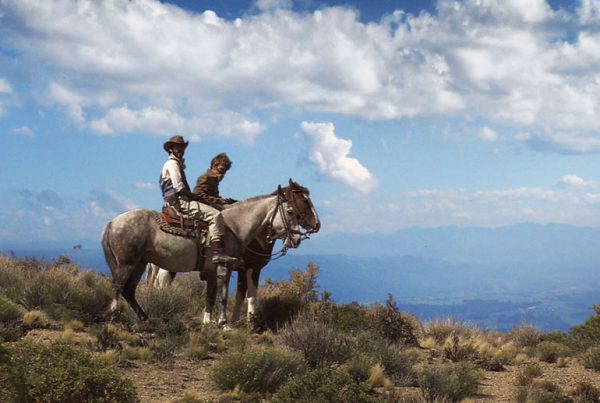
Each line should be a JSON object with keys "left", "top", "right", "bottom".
{"left": 3, "top": 223, "right": 600, "bottom": 332}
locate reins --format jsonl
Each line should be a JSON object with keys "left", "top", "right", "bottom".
{"left": 244, "top": 185, "right": 307, "bottom": 262}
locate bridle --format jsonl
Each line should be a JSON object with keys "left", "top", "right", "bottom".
{"left": 282, "top": 185, "right": 320, "bottom": 237}
{"left": 245, "top": 185, "right": 315, "bottom": 261}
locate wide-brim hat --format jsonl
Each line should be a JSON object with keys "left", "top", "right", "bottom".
{"left": 163, "top": 135, "right": 189, "bottom": 153}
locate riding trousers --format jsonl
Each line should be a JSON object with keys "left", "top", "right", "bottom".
{"left": 178, "top": 198, "right": 225, "bottom": 243}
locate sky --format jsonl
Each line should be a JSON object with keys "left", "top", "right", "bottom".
{"left": 2, "top": 0, "right": 600, "bottom": 245}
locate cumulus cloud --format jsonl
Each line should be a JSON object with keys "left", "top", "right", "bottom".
{"left": 89, "top": 106, "right": 263, "bottom": 142}
{"left": 301, "top": 121, "right": 377, "bottom": 194}
{"left": 0, "top": 0, "right": 600, "bottom": 151}
{"left": 556, "top": 174, "right": 597, "bottom": 189}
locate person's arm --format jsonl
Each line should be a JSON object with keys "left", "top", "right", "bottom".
{"left": 166, "top": 161, "right": 201, "bottom": 201}
{"left": 193, "top": 174, "right": 229, "bottom": 206}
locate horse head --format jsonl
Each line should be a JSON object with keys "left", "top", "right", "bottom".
{"left": 269, "top": 186, "right": 304, "bottom": 249}
{"left": 282, "top": 178, "right": 321, "bottom": 234}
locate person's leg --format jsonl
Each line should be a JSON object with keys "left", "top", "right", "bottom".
{"left": 180, "top": 200, "right": 237, "bottom": 264}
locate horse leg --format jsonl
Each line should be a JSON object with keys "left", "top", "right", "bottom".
{"left": 121, "top": 262, "right": 148, "bottom": 321}
{"left": 246, "top": 268, "right": 261, "bottom": 322}
{"left": 203, "top": 269, "right": 217, "bottom": 324}
{"left": 156, "top": 269, "right": 176, "bottom": 288}
{"left": 216, "top": 264, "right": 231, "bottom": 328}
{"left": 231, "top": 268, "right": 247, "bottom": 323}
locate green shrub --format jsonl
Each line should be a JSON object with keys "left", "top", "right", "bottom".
{"left": 581, "top": 346, "right": 600, "bottom": 372}
{"left": 279, "top": 312, "right": 354, "bottom": 368}
{"left": 419, "top": 361, "right": 482, "bottom": 402}
{"left": 0, "top": 294, "right": 23, "bottom": 323}
{"left": 371, "top": 295, "right": 421, "bottom": 347}
{"left": 356, "top": 332, "right": 418, "bottom": 386}
{"left": 573, "top": 381, "right": 600, "bottom": 403}
{"left": 516, "top": 381, "right": 571, "bottom": 403}
{"left": 12, "top": 262, "right": 114, "bottom": 324}
{"left": 443, "top": 332, "right": 478, "bottom": 363}
{"left": 515, "top": 362, "right": 543, "bottom": 386}
{"left": 309, "top": 301, "right": 372, "bottom": 334}
{"left": 136, "top": 282, "right": 194, "bottom": 320}
{"left": 252, "top": 294, "right": 305, "bottom": 332}
{"left": 0, "top": 340, "right": 136, "bottom": 402}
{"left": 343, "top": 354, "right": 377, "bottom": 383}
{"left": 210, "top": 347, "right": 306, "bottom": 394}
{"left": 0, "top": 296, "right": 25, "bottom": 342}
{"left": 272, "top": 368, "right": 379, "bottom": 403}
{"left": 536, "top": 341, "right": 572, "bottom": 363}
{"left": 570, "top": 305, "right": 600, "bottom": 349}
{"left": 423, "top": 318, "right": 470, "bottom": 345}
{"left": 507, "top": 324, "right": 542, "bottom": 349}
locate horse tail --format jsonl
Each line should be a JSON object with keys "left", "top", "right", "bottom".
{"left": 102, "top": 221, "right": 118, "bottom": 277}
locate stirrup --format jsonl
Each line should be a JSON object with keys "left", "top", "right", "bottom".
{"left": 211, "top": 254, "right": 238, "bottom": 265}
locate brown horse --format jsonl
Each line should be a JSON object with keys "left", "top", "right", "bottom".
{"left": 146, "top": 180, "right": 321, "bottom": 323}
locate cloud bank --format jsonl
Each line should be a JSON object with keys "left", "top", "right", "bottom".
{"left": 1, "top": 0, "right": 600, "bottom": 152}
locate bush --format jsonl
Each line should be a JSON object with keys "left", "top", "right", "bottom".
{"left": 536, "top": 341, "right": 572, "bottom": 363}
{"left": 0, "top": 296, "right": 24, "bottom": 341}
{"left": 210, "top": 347, "right": 306, "bottom": 394}
{"left": 252, "top": 294, "right": 305, "bottom": 333}
{"left": 272, "top": 368, "right": 379, "bottom": 403}
{"left": 443, "top": 332, "right": 478, "bottom": 363}
{"left": 6, "top": 260, "right": 114, "bottom": 324}
{"left": 279, "top": 312, "right": 354, "bottom": 368}
{"left": 309, "top": 301, "right": 372, "bottom": 334}
{"left": 515, "top": 362, "right": 543, "bottom": 386}
{"left": 516, "top": 380, "right": 571, "bottom": 403}
{"left": 570, "top": 305, "right": 600, "bottom": 348}
{"left": 573, "top": 382, "right": 600, "bottom": 403}
{"left": 419, "top": 361, "right": 482, "bottom": 402}
{"left": 0, "top": 340, "right": 136, "bottom": 402}
{"left": 423, "top": 318, "right": 473, "bottom": 345}
{"left": 507, "top": 324, "right": 542, "bottom": 349}
{"left": 356, "top": 332, "right": 418, "bottom": 386}
{"left": 581, "top": 346, "right": 600, "bottom": 372}
{"left": 371, "top": 295, "right": 420, "bottom": 347}
{"left": 22, "top": 310, "right": 50, "bottom": 329}
{"left": 136, "top": 281, "right": 196, "bottom": 320}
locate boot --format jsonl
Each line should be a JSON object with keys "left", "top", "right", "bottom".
{"left": 211, "top": 240, "right": 238, "bottom": 265}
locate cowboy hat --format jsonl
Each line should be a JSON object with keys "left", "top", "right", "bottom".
{"left": 163, "top": 135, "right": 189, "bottom": 153}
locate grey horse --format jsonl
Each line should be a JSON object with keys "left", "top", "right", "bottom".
{"left": 146, "top": 180, "right": 321, "bottom": 323}
{"left": 102, "top": 185, "right": 308, "bottom": 325}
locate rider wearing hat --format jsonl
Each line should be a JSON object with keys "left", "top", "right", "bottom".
{"left": 193, "top": 152, "right": 237, "bottom": 210}
{"left": 160, "top": 135, "right": 237, "bottom": 265}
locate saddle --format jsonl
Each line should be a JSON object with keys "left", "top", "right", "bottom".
{"left": 155, "top": 206, "right": 209, "bottom": 239}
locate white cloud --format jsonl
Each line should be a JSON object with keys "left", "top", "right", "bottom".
{"left": 10, "top": 126, "right": 35, "bottom": 137}
{"left": 0, "top": 77, "right": 12, "bottom": 94}
{"left": 1, "top": 0, "right": 600, "bottom": 151}
{"left": 89, "top": 106, "right": 263, "bottom": 142}
{"left": 556, "top": 174, "right": 597, "bottom": 189}
{"left": 255, "top": 0, "right": 292, "bottom": 12}
{"left": 477, "top": 126, "right": 498, "bottom": 142}
{"left": 135, "top": 181, "right": 155, "bottom": 190}
{"left": 301, "top": 121, "right": 377, "bottom": 194}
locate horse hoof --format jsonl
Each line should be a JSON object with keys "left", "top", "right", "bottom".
{"left": 220, "top": 322, "right": 232, "bottom": 331}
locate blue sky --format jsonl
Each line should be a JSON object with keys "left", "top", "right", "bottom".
{"left": 2, "top": 0, "right": 600, "bottom": 245}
